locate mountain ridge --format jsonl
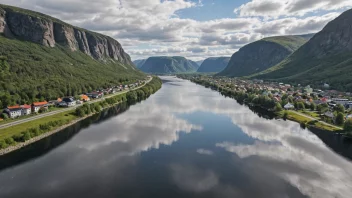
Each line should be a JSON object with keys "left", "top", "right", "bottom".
{"left": 197, "top": 57, "right": 230, "bottom": 73}
{"left": 140, "top": 56, "right": 199, "bottom": 74}
{"left": 217, "top": 34, "right": 312, "bottom": 77}
{"left": 253, "top": 9, "right": 352, "bottom": 90}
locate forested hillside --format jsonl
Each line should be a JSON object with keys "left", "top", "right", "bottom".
{"left": 0, "top": 4, "right": 144, "bottom": 108}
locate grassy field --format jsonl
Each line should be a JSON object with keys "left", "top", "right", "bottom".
{"left": 0, "top": 111, "right": 77, "bottom": 140}
{"left": 277, "top": 110, "right": 342, "bottom": 132}
{"left": 298, "top": 110, "right": 321, "bottom": 119}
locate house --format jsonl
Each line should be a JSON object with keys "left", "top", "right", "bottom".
{"left": 284, "top": 103, "right": 294, "bottom": 110}
{"left": 21, "top": 104, "right": 32, "bottom": 115}
{"left": 62, "top": 97, "right": 76, "bottom": 107}
{"left": 3, "top": 105, "right": 23, "bottom": 118}
{"left": 48, "top": 98, "right": 62, "bottom": 106}
{"left": 332, "top": 98, "right": 349, "bottom": 105}
{"left": 32, "top": 101, "right": 49, "bottom": 113}
{"left": 81, "top": 95, "right": 90, "bottom": 102}
{"left": 58, "top": 101, "right": 68, "bottom": 107}
{"left": 324, "top": 111, "right": 335, "bottom": 120}
{"left": 86, "top": 92, "right": 104, "bottom": 99}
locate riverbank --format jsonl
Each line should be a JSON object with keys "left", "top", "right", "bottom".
{"left": 185, "top": 77, "right": 343, "bottom": 132}
{"left": 0, "top": 77, "right": 163, "bottom": 155}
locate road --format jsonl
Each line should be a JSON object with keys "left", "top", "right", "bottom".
{"left": 0, "top": 77, "right": 152, "bottom": 130}
{"left": 289, "top": 110, "right": 342, "bottom": 130}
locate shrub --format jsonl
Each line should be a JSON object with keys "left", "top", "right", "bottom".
{"left": 0, "top": 140, "right": 7, "bottom": 149}
{"left": 5, "top": 137, "right": 15, "bottom": 145}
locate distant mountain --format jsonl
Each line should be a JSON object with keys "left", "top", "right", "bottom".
{"left": 139, "top": 56, "right": 199, "bottom": 74}
{"left": 254, "top": 9, "right": 352, "bottom": 91}
{"left": 197, "top": 57, "right": 230, "bottom": 73}
{"left": 195, "top": 60, "right": 204, "bottom": 66}
{"left": 217, "top": 35, "right": 312, "bottom": 77}
{"left": 133, "top": 59, "right": 146, "bottom": 68}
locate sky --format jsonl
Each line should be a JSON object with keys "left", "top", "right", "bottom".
{"left": 1, "top": 0, "right": 352, "bottom": 61}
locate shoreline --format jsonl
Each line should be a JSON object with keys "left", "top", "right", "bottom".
{"left": 0, "top": 114, "right": 90, "bottom": 156}
{"left": 0, "top": 77, "right": 162, "bottom": 156}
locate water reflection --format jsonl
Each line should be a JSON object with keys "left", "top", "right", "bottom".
{"left": 0, "top": 76, "right": 351, "bottom": 198}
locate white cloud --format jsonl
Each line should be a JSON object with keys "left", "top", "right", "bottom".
{"left": 235, "top": 0, "right": 352, "bottom": 18}
{"left": 1, "top": 0, "right": 350, "bottom": 60}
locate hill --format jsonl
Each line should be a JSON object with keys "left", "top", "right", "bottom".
{"left": 139, "top": 56, "right": 199, "bottom": 74}
{"left": 217, "top": 35, "right": 311, "bottom": 77}
{"left": 133, "top": 59, "right": 147, "bottom": 68}
{"left": 254, "top": 9, "right": 352, "bottom": 91}
{"left": 195, "top": 60, "right": 204, "bottom": 66}
{"left": 0, "top": 4, "right": 144, "bottom": 108}
{"left": 197, "top": 57, "right": 230, "bottom": 73}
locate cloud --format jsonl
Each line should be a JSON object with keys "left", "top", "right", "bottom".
{"left": 196, "top": 148, "right": 214, "bottom": 155}
{"left": 235, "top": 0, "right": 352, "bottom": 18}
{"left": 1, "top": 0, "right": 350, "bottom": 60}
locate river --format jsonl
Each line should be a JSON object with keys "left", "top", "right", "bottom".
{"left": 0, "top": 76, "right": 352, "bottom": 198}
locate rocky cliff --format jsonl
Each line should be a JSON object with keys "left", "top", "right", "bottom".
{"left": 0, "top": 4, "right": 133, "bottom": 65}
{"left": 254, "top": 9, "right": 352, "bottom": 90}
{"left": 197, "top": 57, "right": 230, "bottom": 73}
{"left": 140, "top": 56, "right": 199, "bottom": 74}
{"left": 217, "top": 35, "right": 311, "bottom": 77}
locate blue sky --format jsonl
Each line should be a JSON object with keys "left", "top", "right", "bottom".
{"left": 2, "top": 0, "right": 352, "bottom": 60}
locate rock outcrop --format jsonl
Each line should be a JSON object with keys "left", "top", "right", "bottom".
{"left": 0, "top": 4, "right": 133, "bottom": 65}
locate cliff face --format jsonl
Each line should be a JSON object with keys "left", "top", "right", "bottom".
{"left": 197, "top": 57, "right": 230, "bottom": 73}
{"left": 0, "top": 5, "right": 133, "bottom": 65}
{"left": 140, "top": 56, "right": 199, "bottom": 74}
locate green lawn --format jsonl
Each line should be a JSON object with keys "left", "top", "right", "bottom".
{"left": 277, "top": 110, "right": 342, "bottom": 132}
{"left": 298, "top": 110, "right": 321, "bottom": 119}
{"left": 0, "top": 110, "right": 77, "bottom": 139}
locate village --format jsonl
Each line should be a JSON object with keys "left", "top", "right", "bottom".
{"left": 186, "top": 75, "right": 352, "bottom": 132}
{"left": 0, "top": 77, "right": 151, "bottom": 121}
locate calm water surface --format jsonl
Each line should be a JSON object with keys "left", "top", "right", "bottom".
{"left": 1, "top": 77, "right": 352, "bottom": 198}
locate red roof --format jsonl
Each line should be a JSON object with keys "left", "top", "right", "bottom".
{"left": 8, "top": 105, "right": 20, "bottom": 109}
{"left": 21, "top": 104, "right": 31, "bottom": 109}
{"left": 33, "top": 101, "right": 48, "bottom": 106}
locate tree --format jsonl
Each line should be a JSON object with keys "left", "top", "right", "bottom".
{"left": 310, "top": 102, "right": 316, "bottom": 111}
{"left": 274, "top": 103, "right": 282, "bottom": 112}
{"left": 297, "top": 102, "right": 305, "bottom": 110}
{"left": 283, "top": 111, "right": 288, "bottom": 120}
{"left": 1, "top": 113, "right": 9, "bottom": 120}
{"left": 335, "top": 104, "right": 345, "bottom": 113}
{"left": 75, "top": 108, "right": 85, "bottom": 117}
{"left": 344, "top": 119, "right": 352, "bottom": 132}
{"left": 336, "top": 112, "right": 345, "bottom": 126}
{"left": 38, "top": 107, "right": 47, "bottom": 113}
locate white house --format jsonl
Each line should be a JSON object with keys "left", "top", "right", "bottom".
{"left": 21, "top": 105, "right": 32, "bottom": 115}
{"left": 284, "top": 103, "right": 294, "bottom": 110}
{"left": 4, "top": 106, "right": 23, "bottom": 118}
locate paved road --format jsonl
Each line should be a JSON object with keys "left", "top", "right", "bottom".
{"left": 289, "top": 110, "right": 342, "bottom": 130}
{"left": 0, "top": 77, "right": 152, "bottom": 130}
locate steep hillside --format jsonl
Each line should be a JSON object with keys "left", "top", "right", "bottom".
{"left": 140, "top": 56, "right": 199, "bottom": 74}
{"left": 197, "top": 57, "right": 230, "bottom": 73}
{"left": 196, "top": 60, "right": 204, "bottom": 66}
{"left": 254, "top": 9, "right": 352, "bottom": 91}
{"left": 217, "top": 35, "right": 310, "bottom": 77}
{"left": 0, "top": 4, "right": 144, "bottom": 107}
{"left": 133, "top": 59, "right": 147, "bottom": 68}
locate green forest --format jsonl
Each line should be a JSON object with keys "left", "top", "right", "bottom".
{"left": 0, "top": 36, "right": 145, "bottom": 109}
